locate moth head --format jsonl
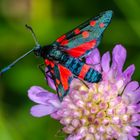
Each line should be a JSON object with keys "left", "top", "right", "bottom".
{"left": 33, "top": 45, "right": 42, "bottom": 57}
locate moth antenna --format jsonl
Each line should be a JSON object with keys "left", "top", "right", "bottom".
{"left": 25, "top": 24, "right": 40, "bottom": 47}
{"left": 0, "top": 25, "right": 41, "bottom": 76}
{"left": 0, "top": 49, "right": 34, "bottom": 76}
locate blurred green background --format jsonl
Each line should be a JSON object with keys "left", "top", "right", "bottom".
{"left": 0, "top": 0, "right": 140, "bottom": 140}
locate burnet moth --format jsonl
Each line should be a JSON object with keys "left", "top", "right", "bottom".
{"left": 0, "top": 10, "right": 113, "bottom": 101}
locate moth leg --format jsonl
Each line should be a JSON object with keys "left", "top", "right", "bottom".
{"left": 74, "top": 75, "right": 89, "bottom": 89}
{"left": 80, "top": 57, "right": 101, "bottom": 67}
{"left": 38, "top": 63, "right": 51, "bottom": 84}
{"left": 90, "top": 62, "right": 100, "bottom": 67}
{"left": 45, "top": 70, "right": 53, "bottom": 79}
{"left": 39, "top": 63, "right": 54, "bottom": 78}
{"left": 79, "top": 78, "right": 89, "bottom": 89}
{"left": 38, "top": 63, "right": 46, "bottom": 76}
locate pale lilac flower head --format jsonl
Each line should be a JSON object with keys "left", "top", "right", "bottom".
{"left": 28, "top": 45, "right": 140, "bottom": 140}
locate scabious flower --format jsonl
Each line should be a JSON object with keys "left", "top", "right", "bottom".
{"left": 28, "top": 45, "right": 140, "bottom": 140}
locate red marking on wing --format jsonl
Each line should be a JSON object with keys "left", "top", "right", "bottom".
{"left": 58, "top": 65, "right": 72, "bottom": 90}
{"left": 45, "top": 59, "right": 54, "bottom": 68}
{"left": 78, "top": 64, "right": 90, "bottom": 79}
{"left": 51, "top": 70, "right": 54, "bottom": 74}
{"left": 74, "top": 28, "right": 80, "bottom": 35}
{"left": 60, "top": 39, "right": 69, "bottom": 46}
{"left": 82, "top": 31, "right": 89, "bottom": 38}
{"left": 90, "top": 20, "right": 96, "bottom": 26}
{"left": 56, "top": 79, "right": 60, "bottom": 85}
{"left": 99, "top": 23, "right": 105, "bottom": 28}
{"left": 66, "top": 40, "right": 96, "bottom": 58}
{"left": 45, "top": 59, "right": 50, "bottom": 65}
{"left": 50, "top": 62, "right": 54, "bottom": 68}
{"left": 55, "top": 84, "right": 58, "bottom": 88}
{"left": 56, "top": 35, "right": 66, "bottom": 43}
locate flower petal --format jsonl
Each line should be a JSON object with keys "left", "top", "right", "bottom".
{"left": 48, "top": 99, "right": 61, "bottom": 108}
{"left": 128, "top": 134, "right": 136, "bottom": 140}
{"left": 28, "top": 86, "right": 58, "bottom": 105}
{"left": 50, "top": 112, "right": 61, "bottom": 120}
{"left": 118, "top": 134, "right": 128, "bottom": 140}
{"left": 86, "top": 48, "right": 100, "bottom": 65}
{"left": 66, "top": 134, "right": 83, "bottom": 140}
{"left": 123, "top": 81, "right": 140, "bottom": 104}
{"left": 86, "top": 48, "right": 101, "bottom": 71}
{"left": 129, "top": 127, "right": 139, "bottom": 136}
{"left": 131, "top": 88, "right": 140, "bottom": 104}
{"left": 45, "top": 68, "right": 56, "bottom": 90}
{"left": 123, "top": 64, "right": 135, "bottom": 83}
{"left": 30, "top": 104, "right": 57, "bottom": 117}
{"left": 132, "top": 121, "right": 140, "bottom": 127}
{"left": 112, "top": 44, "right": 126, "bottom": 71}
{"left": 124, "top": 81, "right": 139, "bottom": 94}
{"left": 101, "top": 51, "right": 111, "bottom": 72}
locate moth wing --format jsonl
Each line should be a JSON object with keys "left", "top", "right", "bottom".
{"left": 53, "top": 10, "right": 113, "bottom": 58}
{"left": 45, "top": 59, "right": 73, "bottom": 101}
